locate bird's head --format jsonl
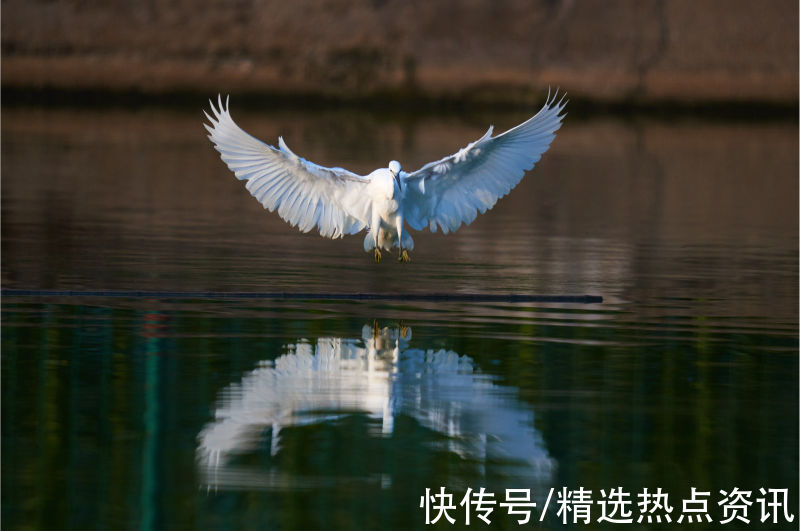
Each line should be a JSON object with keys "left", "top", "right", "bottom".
{"left": 388, "top": 160, "right": 402, "bottom": 188}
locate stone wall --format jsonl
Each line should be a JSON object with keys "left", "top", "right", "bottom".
{"left": 2, "top": 0, "right": 797, "bottom": 105}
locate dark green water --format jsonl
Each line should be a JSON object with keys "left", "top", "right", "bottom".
{"left": 2, "top": 106, "right": 797, "bottom": 529}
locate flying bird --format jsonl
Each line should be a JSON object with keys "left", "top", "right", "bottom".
{"left": 204, "top": 92, "right": 566, "bottom": 262}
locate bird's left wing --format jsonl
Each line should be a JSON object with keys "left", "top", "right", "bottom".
{"left": 205, "top": 96, "right": 372, "bottom": 238}
{"left": 401, "top": 91, "right": 566, "bottom": 233}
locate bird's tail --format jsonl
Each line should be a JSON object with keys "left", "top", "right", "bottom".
{"left": 364, "top": 232, "right": 376, "bottom": 252}
{"left": 363, "top": 229, "right": 415, "bottom": 251}
{"left": 399, "top": 231, "right": 414, "bottom": 251}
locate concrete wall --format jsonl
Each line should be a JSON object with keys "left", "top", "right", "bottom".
{"left": 2, "top": 0, "right": 797, "bottom": 105}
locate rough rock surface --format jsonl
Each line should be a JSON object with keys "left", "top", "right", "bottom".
{"left": 2, "top": 0, "right": 797, "bottom": 105}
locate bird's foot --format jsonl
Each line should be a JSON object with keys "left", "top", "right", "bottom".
{"left": 373, "top": 249, "right": 382, "bottom": 263}
{"left": 398, "top": 250, "right": 411, "bottom": 263}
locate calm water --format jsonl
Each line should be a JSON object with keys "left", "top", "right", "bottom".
{"left": 2, "top": 104, "right": 797, "bottom": 530}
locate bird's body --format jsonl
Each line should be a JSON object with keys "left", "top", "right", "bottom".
{"left": 363, "top": 166, "right": 413, "bottom": 261}
{"left": 204, "top": 92, "right": 566, "bottom": 262}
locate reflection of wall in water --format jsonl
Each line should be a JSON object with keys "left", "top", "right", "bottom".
{"left": 2, "top": 109, "right": 795, "bottom": 320}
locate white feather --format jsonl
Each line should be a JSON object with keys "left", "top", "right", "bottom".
{"left": 204, "top": 95, "right": 371, "bottom": 239}
{"left": 401, "top": 90, "right": 567, "bottom": 234}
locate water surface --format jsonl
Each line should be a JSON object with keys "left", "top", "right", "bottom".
{"left": 2, "top": 106, "right": 797, "bottom": 529}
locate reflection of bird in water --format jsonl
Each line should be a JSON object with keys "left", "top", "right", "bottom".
{"left": 198, "top": 324, "right": 554, "bottom": 488}
{"left": 205, "top": 92, "right": 566, "bottom": 262}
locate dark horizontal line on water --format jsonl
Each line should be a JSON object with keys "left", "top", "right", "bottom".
{"left": 2, "top": 289, "right": 602, "bottom": 304}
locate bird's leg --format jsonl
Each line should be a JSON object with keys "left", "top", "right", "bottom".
{"left": 396, "top": 215, "right": 411, "bottom": 263}
{"left": 371, "top": 211, "right": 382, "bottom": 263}
{"left": 399, "top": 321, "right": 410, "bottom": 339}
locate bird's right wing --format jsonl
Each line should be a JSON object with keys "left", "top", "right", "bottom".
{"left": 205, "top": 96, "right": 372, "bottom": 238}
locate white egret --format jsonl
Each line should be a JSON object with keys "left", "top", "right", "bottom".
{"left": 205, "top": 91, "right": 566, "bottom": 262}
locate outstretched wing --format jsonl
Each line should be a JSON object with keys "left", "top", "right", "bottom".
{"left": 401, "top": 90, "right": 566, "bottom": 233}
{"left": 205, "top": 96, "right": 371, "bottom": 238}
